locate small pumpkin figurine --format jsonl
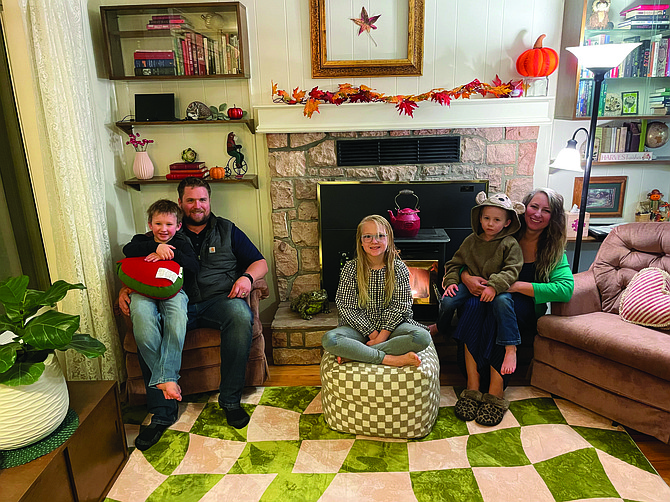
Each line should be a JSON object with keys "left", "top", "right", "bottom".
{"left": 516, "top": 34, "right": 559, "bottom": 78}
{"left": 210, "top": 166, "right": 226, "bottom": 179}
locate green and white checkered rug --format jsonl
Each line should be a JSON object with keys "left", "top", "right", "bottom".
{"left": 106, "top": 386, "right": 669, "bottom": 502}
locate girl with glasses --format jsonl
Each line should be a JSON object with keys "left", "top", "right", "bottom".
{"left": 322, "top": 215, "right": 431, "bottom": 367}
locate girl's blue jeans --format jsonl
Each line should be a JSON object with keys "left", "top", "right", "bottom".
{"left": 322, "top": 322, "right": 430, "bottom": 364}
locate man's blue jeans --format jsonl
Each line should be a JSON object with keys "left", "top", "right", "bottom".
{"left": 321, "top": 322, "right": 430, "bottom": 364}
{"left": 187, "top": 294, "right": 253, "bottom": 410}
{"left": 437, "top": 285, "right": 521, "bottom": 346}
{"left": 129, "top": 290, "right": 189, "bottom": 388}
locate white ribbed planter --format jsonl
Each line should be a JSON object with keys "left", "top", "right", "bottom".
{"left": 0, "top": 354, "right": 69, "bottom": 450}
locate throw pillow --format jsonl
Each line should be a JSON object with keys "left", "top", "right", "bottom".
{"left": 117, "top": 257, "right": 183, "bottom": 300}
{"left": 619, "top": 267, "right": 670, "bottom": 329}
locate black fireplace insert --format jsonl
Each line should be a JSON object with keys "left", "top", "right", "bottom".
{"left": 318, "top": 180, "right": 489, "bottom": 318}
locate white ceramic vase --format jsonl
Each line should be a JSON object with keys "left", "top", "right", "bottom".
{"left": 0, "top": 354, "right": 69, "bottom": 450}
{"left": 133, "top": 151, "right": 154, "bottom": 179}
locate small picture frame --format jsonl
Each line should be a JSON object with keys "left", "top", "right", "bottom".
{"left": 572, "top": 176, "right": 627, "bottom": 218}
{"left": 603, "top": 94, "right": 622, "bottom": 116}
{"left": 621, "top": 91, "right": 639, "bottom": 115}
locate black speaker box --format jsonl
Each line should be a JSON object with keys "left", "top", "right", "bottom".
{"left": 134, "top": 93, "right": 176, "bottom": 122}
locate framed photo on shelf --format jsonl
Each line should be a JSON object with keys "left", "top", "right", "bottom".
{"left": 309, "top": 0, "right": 424, "bottom": 78}
{"left": 572, "top": 176, "right": 627, "bottom": 218}
{"left": 621, "top": 91, "right": 639, "bottom": 115}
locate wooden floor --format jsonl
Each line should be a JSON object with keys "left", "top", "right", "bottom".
{"left": 265, "top": 363, "right": 670, "bottom": 486}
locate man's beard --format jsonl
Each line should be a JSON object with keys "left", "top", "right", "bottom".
{"left": 183, "top": 211, "right": 210, "bottom": 228}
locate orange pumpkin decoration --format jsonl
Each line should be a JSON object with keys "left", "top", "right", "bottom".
{"left": 210, "top": 166, "right": 226, "bottom": 179}
{"left": 516, "top": 34, "right": 559, "bottom": 77}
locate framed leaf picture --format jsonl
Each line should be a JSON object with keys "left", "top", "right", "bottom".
{"left": 309, "top": 0, "right": 425, "bottom": 78}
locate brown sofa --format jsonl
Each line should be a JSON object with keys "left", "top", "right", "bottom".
{"left": 121, "top": 279, "right": 270, "bottom": 405}
{"left": 531, "top": 222, "right": 670, "bottom": 443}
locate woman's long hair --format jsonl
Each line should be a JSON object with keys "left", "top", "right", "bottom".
{"left": 355, "top": 215, "right": 398, "bottom": 308}
{"left": 518, "top": 188, "right": 567, "bottom": 283}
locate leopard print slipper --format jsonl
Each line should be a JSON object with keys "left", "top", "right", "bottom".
{"left": 454, "top": 389, "right": 483, "bottom": 421}
{"left": 475, "top": 393, "right": 510, "bottom": 426}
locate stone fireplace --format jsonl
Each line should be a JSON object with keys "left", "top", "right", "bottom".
{"left": 268, "top": 126, "right": 538, "bottom": 301}
{"left": 267, "top": 126, "right": 539, "bottom": 364}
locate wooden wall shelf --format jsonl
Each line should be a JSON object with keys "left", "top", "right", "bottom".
{"left": 116, "top": 118, "right": 255, "bottom": 134}
{"left": 124, "top": 174, "right": 258, "bottom": 190}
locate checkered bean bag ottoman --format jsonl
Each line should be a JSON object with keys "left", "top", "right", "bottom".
{"left": 320, "top": 341, "right": 441, "bottom": 438}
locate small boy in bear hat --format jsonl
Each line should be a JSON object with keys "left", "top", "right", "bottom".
{"left": 432, "top": 192, "right": 525, "bottom": 378}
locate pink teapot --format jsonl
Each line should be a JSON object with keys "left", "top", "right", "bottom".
{"left": 388, "top": 190, "right": 420, "bottom": 238}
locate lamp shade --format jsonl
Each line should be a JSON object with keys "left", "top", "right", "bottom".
{"left": 566, "top": 43, "right": 641, "bottom": 71}
{"left": 549, "top": 140, "right": 584, "bottom": 172}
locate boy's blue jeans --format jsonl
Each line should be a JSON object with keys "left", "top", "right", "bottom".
{"left": 437, "top": 284, "right": 521, "bottom": 346}
{"left": 129, "top": 290, "right": 189, "bottom": 388}
{"left": 322, "top": 322, "right": 431, "bottom": 364}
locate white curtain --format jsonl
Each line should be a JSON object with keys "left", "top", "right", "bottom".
{"left": 21, "top": 0, "right": 124, "bottom": 381}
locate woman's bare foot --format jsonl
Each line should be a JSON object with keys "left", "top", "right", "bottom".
{"left": 157, "top": 381, "right": 182, "bottom": 401}
{"left": 336, "top": 356, "right": 352, "bottom": 364}
{"left": 382, "top": 352, "right": 421, "bottom": 367}
{"left": 500, "top": 345, "right": 517, "bottom": 375}
{"left": 428, "top": 324, "right": 439, "bottom": 337}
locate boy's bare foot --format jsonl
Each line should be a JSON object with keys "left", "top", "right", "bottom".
{"left": 157, "top": 381, "right": 182, "bottom": 401}
{"left": 428, "top": 324, "right": 439, "bottom": 337}
{"left": 382, "top": 352, "right": 421, "bottom": 367}
{"left": 336, "top": 356, "right": 352, "bottom": 364}
{"left": 500, "top": 345, "right": 517, "bottom": 375}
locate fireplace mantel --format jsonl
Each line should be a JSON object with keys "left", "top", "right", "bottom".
{"left": 254, "top": 97, "right": 552, "bottom": 133}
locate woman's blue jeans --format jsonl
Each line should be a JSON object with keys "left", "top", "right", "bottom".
{"left": 129, "top": 290, "right": 189, "bottom": 388}
{"left": 322, "top": 322, "right": 430, "bottom": 364}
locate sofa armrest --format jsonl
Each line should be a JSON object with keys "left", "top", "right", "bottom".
{"left": 551, "top": 271, "right": 602, "bottom": 316}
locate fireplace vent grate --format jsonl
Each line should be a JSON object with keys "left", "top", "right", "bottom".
{"left": 336, "top": 136, "right": 460, "bottom": 166}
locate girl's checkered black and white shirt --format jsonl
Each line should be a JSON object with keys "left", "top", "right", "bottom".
{"left": 335, "top": 257, "right": 425, "bottom": 336}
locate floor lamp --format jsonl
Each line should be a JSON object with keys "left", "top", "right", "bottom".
{"left": 551, "top": 43, "right": 640, "bottom": 274}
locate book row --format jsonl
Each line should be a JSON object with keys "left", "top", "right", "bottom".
{"left": 132, "top": 14, "right": 241, "bottom": 77}
{"left": 591, "top": 121, "right": 647, "bottom": 161}
{"left": 581, "top": 33, "right": 670, "bottom": 80}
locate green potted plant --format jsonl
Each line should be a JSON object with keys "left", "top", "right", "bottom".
{"left": 0, "top": 275, "right": 106, "bottom": 449}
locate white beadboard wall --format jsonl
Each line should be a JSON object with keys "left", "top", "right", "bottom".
{"left": 250, "top": 0, "right": 564, "bottom": 104}
{"left": 93, "top": 0, "right": 668, "bottom": 314}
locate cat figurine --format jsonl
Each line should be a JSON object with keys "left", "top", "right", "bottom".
{"left": 185, "top": 101, "right": 212, "bottom": 120}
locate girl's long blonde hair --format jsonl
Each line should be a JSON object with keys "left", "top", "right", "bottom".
{"left": 518, "top": 187, "right": 567, "bottom": 283}
{"left": 355, "top": 215, "right": 398, "bottom": 308}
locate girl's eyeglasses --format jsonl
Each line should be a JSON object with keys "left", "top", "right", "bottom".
{"left": 361, "top": 233, "right": 388, "bottom": 243}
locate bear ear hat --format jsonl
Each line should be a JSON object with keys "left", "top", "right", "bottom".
{"left": 512, "top": 202, "right": 526, "bottom": 215}
{"left": 475, "top": 191, "right": 488, "bottom": 205}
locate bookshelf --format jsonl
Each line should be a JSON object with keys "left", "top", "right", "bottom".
{"left": 100, "top": 3, "right": 250, "bottom": 80}
{"left": 556, "top": 0, "right": 670, "bottom": 120}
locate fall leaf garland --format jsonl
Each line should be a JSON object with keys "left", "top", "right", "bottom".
{"left": 272, "top": 76, "right": 524, "bottom": 118}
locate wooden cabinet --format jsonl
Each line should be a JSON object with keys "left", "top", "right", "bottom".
{"left": 1, "top": 381, "right": 128, "bottom": 502}
{"left": 100, "top": 2, "right": 250, "bottom": 80}
{"left": 556, "top": 0, "right": 670, "bottom": 120}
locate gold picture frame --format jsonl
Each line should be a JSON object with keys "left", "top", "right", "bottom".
{"left": 309, "top": 0, "right": 424, "bottom": 78}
